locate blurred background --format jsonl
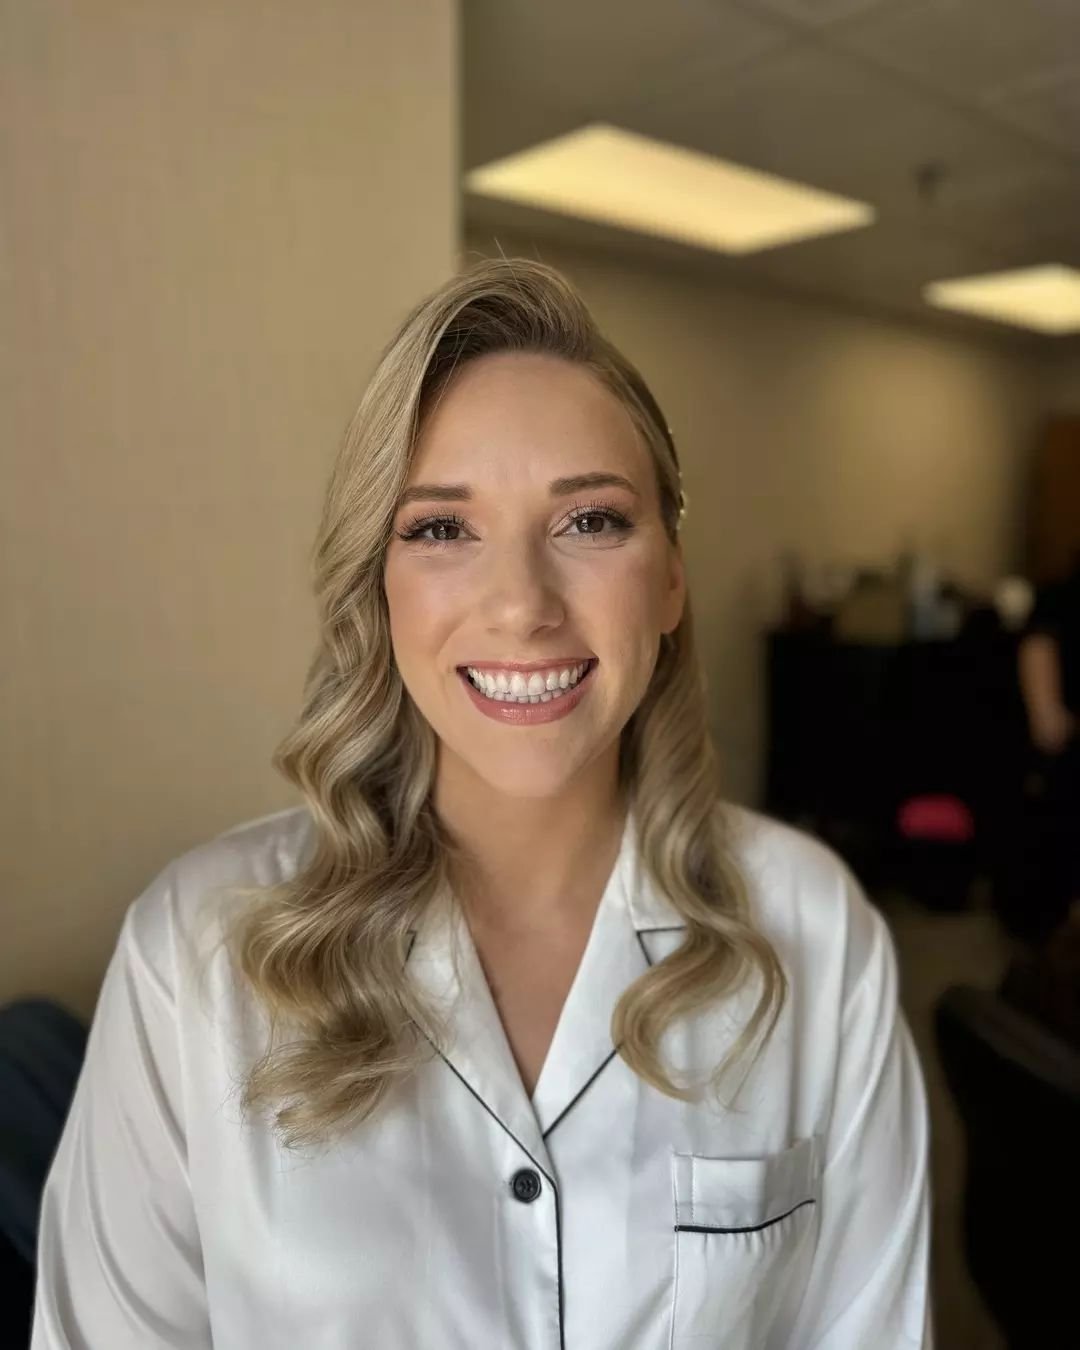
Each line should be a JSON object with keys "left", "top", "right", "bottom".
{"left": 3, "top": 2, "right": 1080, "bottom": 1346}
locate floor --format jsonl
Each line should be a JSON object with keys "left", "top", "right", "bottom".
{"left": 873, "top": 877, "right": 1012, "bottom": 1350}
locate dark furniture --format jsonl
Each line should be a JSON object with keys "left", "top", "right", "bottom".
{"left": 763, "top": 619, "right": 1031, "bottom": 906}
{"left": 0, "top": 998, "right": 87, "bottom": 1346}
{"left": 934, "top": 984, "right": 1080, "bottom": 1350}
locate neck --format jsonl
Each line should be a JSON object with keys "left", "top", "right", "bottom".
{"left": 433, "top": 750, "right": 627, "bottom": 938}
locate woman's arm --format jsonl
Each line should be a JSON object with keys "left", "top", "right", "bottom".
{"left": 786, "top": 876, "right": 933, "bottom": 1348}
{"left": 30, "top": 867, "right": 211, "bottom": 1349}
{"left": 1018, "top": 632, "right": 1077, "bottom": 754}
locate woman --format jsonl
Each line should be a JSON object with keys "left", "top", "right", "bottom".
{"left": 31, "top": 258, "right": 932, "bottom": 1348}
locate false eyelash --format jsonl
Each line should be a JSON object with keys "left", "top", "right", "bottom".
{"left": 396, "top": 500, "right": 635, "bottom": 546}
{"left": 396, "top": 510, "right": 469, "bottom": 542}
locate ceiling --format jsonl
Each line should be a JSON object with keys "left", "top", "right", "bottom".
{"left": 462, "top": 0, "right": 1080, "bottom": 351}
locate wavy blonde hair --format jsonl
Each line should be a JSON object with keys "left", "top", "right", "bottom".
{"left": 226, "top": 255, "right": 787, "bottom": 1149}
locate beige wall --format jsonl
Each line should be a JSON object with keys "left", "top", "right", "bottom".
{"left": 2, "top": 1, "right": 458, "bottom": 1014}
{"left": 465, "top": 228, "right": 1049, "bottom": 805}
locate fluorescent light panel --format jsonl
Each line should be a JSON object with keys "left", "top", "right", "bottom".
{"left": 924, "top": 264, "right": 1080, "bottom": 335}
{"left": 464, "top": 122, "right": 875, "bottom": 255}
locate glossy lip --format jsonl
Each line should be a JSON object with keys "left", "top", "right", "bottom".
{"left": 456, "top": 657, "right": 594, "bottom": 673}
{"left": 458, "top": 658, "right": 598, "bottom": 725}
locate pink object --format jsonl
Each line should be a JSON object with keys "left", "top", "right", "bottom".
{"left": 897, "top": 794, "right": 975, "bottom": 842}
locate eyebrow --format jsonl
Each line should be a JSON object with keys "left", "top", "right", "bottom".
{"left": 396, "top": 471, "right": 641, "bottom": 509}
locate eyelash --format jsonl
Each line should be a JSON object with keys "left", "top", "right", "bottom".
{"left": 395, "top": 500, "right": 635, "bottom": 549}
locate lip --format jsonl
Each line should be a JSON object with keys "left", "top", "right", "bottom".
{"left": 457, "top": 657, "right": 595, "bottom": 673}
{"left": 457, "top": 658, "right": 598, "bottom": 725}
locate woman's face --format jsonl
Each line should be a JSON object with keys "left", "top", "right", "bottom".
{"left": 382, "top": 350, "right": 685, "bottom": 801}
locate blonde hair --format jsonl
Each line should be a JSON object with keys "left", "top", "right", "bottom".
{"left": 226, "top": 256, "right": 786, "bottom": 1149}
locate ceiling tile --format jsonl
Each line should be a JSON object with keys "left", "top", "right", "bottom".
{"left": 834, "top": 0, "right": 1080, "bottom": 104}
{"left": 988, "top": 63, "right": 1080, "bottom": 155}
{"left": 634, "top": 41, "right": 1047, "bottom": 215}
{"left": 464, "top": 0, "right": 789, "bottom": 168}
{"left": 918, "top": 163, "right": 1080, "bottom": 260}
{"left": 737, "top": 0, "right": 902, "bottom": 27}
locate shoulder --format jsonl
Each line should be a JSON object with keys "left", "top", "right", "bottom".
{"left": 119, "top": 803, "right": 315, "bottom": 992}
{"left": 720, "top": 800, "right": 892, "bottom": 1008}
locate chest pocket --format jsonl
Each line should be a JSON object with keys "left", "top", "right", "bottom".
{"left": 670, "top": 1136, "right": 821, "bottom": 1347}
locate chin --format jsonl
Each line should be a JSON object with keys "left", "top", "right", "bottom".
{"left": 436, "top": 737, "right": 598, "bottom": 800}
{"left": 465, "top": 758, "right": 585, "bottom": 801}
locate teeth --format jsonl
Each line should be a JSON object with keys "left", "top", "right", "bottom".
{"left": 464, "top": 660, "right": 593, "bottom": 703}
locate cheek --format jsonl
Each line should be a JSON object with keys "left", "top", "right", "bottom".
{"left": 596, "top": 551, "right": 666, "bottom": 627}
{"left": 587, "top": 560, "right": 668, "bottom": 677}
{"left": 384, "top": 563, "right": 460, "bottom": 649}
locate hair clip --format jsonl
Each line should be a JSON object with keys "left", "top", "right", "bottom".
{"left": 667, "top": 426, "right": 686, "bottom": 528}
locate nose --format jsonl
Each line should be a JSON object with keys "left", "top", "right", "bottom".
{"left": 476, "top": 535, "right": 570, "bottom": 634}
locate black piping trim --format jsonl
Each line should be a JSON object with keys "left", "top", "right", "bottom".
{"left": 419, "top": 1034, "right": 556, "bottom": 1190}
{"left": 675, "top": 1198, "right": 817, "bottom": 1235}
{"left": 403, "top": 921, "right": 682, "bottom": 1348}
{"left": 553, "top": 1173, "right": 565, "bottom": 1350}
{"left": 542, "top": 926, "right": 661, "bottom": 1141}
{"left": 541, "top": 1046, "right": 620, "bottom": 1140}
{"left": 415, "top": 1027, "right": 565, "bottom": 1350}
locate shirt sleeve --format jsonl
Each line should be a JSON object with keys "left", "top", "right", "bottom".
{"left": 786, "top": 871, "right": 934, "bottom": 1348}
{"left": 30, "top": 865, "right": 212, "bottom": 1349}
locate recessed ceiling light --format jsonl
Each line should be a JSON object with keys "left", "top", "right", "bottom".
{"left": 924, "top": 264, "right": 1080, "bottom": 335}
{"left": 464, "top": 122, "right": 875, "bottom": 255}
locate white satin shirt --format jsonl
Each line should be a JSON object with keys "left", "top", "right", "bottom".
{"left": 31, "top": 800, "right": 933, "bottom": 1349}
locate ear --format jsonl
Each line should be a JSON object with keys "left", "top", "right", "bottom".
{"left": 660, "top": 537, "right": 687, "bottom": 637}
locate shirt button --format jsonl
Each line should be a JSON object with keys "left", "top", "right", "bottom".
{"left": 511, "top": 1167, "right": 542, "bottom": 1203}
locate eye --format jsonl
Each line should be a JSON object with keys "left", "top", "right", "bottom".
{"left": 395, "top": 501, "right": 635, "bottom": 550}
{"left": 396, "top": 511, "right": 468, "bottom": 547}
{"left": 565, "top": 503, "right": 634, "bottom": 538}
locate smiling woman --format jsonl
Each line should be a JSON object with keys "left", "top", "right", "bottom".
{"left": 31, "top": 257, "right": 932, "bottom": 1350}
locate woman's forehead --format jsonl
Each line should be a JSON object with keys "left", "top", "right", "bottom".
{"left": 411, "top": 353, "right": 650, "bottom": 482}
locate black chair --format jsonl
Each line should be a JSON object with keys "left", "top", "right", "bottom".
{"left": 0, "top": 998, "right": 87, "bottom": 1347}
{"left": 934, "top": 985, "right": 1080, "bottom": 1350}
